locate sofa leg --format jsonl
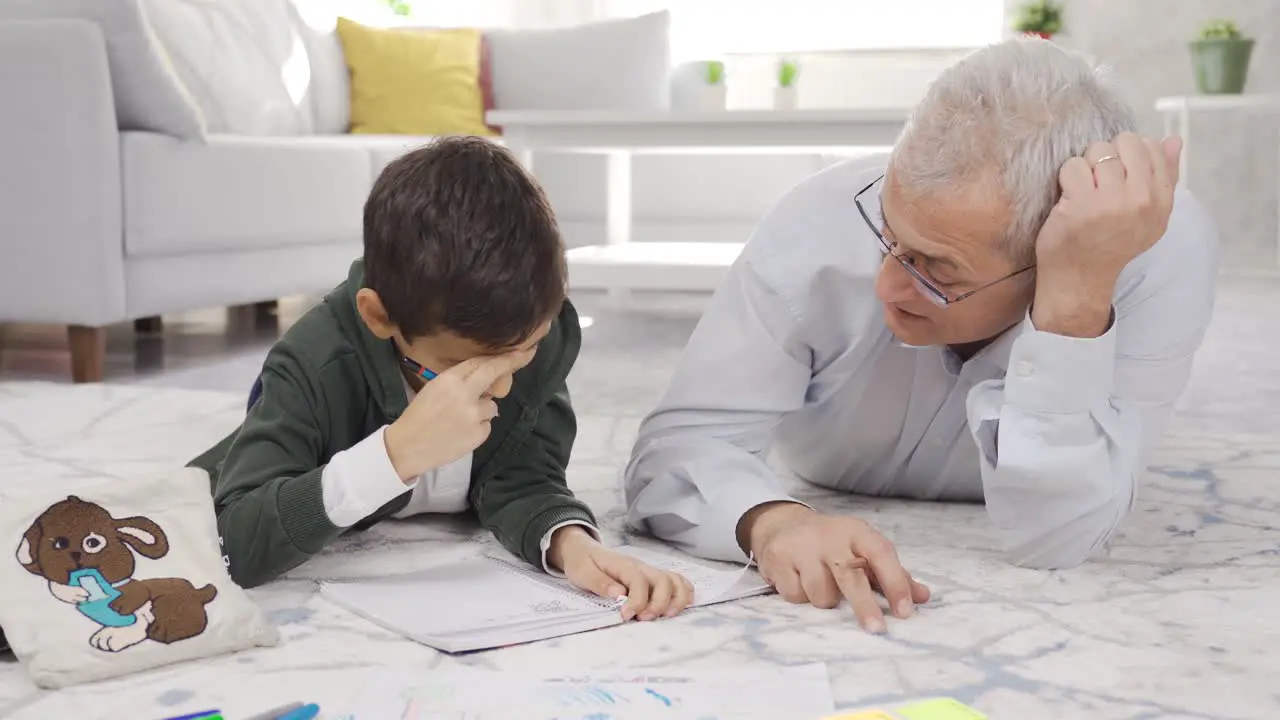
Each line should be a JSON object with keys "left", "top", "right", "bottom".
{"left": 67, "top": 325, "right": 106, "bottom": 383}
{"left": 134, "top": 316, "right": 163, "bottom": 334}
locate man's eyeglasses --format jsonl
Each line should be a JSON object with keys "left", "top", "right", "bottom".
{"left": 853, "top": 174, "right": 1035, "bottom": 307}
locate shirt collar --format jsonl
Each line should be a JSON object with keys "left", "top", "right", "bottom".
{"left": 937, "top": 313, "right": 1030, "bottom": 378}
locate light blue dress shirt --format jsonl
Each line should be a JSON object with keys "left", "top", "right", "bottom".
{"left": 623, "top": 152, "right": 1220, "bottom": 569}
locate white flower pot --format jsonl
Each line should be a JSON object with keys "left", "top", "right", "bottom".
{"left": 698, "top": 84, "right": 727, "bottom": 110}
{"left": 773, "top": 85, "right": 797, "bottom": 110}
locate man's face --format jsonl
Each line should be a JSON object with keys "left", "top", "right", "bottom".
{"left": 870, "top": 172, "right": 1034, "bottom": 348}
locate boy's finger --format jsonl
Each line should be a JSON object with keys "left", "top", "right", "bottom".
{"left": 666, "top": 572, "right": 694, "bottom": 617}
{"left": 639, "top": 569, "right": 673, "bottom": 620}
{"left": 598, "top": 556, "right": 648, "bottom": 621}
{"left": 571, "top": 562, "right": 626, "bottom": 603}
{"left": 461, "top": 350, "right": 535, "bottom": 393}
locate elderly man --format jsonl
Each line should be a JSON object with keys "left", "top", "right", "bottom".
{"left": 623, "top": 38, "right": 1219, "bottom": 632}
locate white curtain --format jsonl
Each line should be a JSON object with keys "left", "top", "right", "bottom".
{"left": 599, "top": 0, "right": 1005, "bottom": 59}
{"left": 388, "top": 0, "right": 1005, "bottom": 53}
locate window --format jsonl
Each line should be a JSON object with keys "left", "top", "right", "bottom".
{"left": 602, "top": 0, "right": 1005, "bottom": 60}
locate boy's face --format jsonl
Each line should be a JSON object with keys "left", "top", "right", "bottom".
{"left": 400, "top": 323, "right": 548, "bottom": 398}
{"left": 356, "top": 288, "right": 548, "bottom": 398}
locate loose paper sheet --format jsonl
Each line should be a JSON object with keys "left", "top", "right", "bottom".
{"left": 339, "top": 663, "right": 834, "bottom": 720}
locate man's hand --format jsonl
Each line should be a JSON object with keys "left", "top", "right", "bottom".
{"left": 384, "top": 349, "right": 535, "bottom": 480}
{"left": 739, "top": 502, "right": 930, "bottom": 633}
{"left": 1032, "top": 132, "right": 1182, "bottom": 338}
{"left": 547, "top": 526, "right": 694, "bottom": 621}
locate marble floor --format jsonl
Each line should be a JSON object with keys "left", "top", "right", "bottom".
{"left": 0, "top": 279, "right": 1278, "bottom": 719}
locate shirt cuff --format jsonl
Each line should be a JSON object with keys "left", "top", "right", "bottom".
{"left": 1003, "top": 308, "right": 1117, "bottom": 414}
{"left": 539, "top": 521, "right": 600, "bottom": 577}
{"left": 320, "top": 425, "right": 415, "bottom": 528}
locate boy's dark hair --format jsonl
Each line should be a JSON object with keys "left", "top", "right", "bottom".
{"left": 362, "top": 136, "right": 567, "bottom": 348}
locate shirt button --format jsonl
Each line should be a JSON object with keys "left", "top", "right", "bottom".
{"left": 1015, "top": 360, "right": 1034, "bottom": 377}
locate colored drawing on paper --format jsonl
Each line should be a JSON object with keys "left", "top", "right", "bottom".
{"left": 644, "top": 688, "right": 674, "bottom": 706}
{"left": 341, "top": 664, "right": 834, "bottom": 720}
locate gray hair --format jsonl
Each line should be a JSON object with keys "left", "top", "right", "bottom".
{"left": 888, "top": 37, "right": 1137, "bottom": 262}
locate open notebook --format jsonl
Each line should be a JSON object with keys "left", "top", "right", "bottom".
{"left": 318, "top": 545, "right": 773, "bottom": 653}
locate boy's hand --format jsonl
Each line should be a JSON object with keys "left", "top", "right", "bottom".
{"left": 549, "top": 527, "right": 695, "bottom": 621}
{"left": 384, "top": 349, "right": 535, "bottom": 480}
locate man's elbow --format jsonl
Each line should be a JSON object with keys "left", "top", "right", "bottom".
{"left": 1001, "top": 497, "right": 1131, "bottom": 570}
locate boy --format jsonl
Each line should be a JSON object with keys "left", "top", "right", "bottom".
{"left": 190, "top": 137, "right": 692, "bottom": 622}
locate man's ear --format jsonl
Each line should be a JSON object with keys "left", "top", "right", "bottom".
{"left": 16, "top": 520, "right": 43, "bottom": 576}
{"left": 355, "top": 288, "right": 398, "bottom": 340}
{"left": 114, "top": 516, "right": 169, "bottom": 560}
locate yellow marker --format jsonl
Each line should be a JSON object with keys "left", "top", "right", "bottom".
{"left": 896, "top": 697, "right": 987, "bottom": 720}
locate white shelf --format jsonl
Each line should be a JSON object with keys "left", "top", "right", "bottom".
{"left": 566, "top": 242, "right": 744, "bottom": 291}
{"left": 1155, "top": 94, "right": 1280, "bottom": 112}
{"left": 498, "top": 109, "right": 910, "bottom": 298}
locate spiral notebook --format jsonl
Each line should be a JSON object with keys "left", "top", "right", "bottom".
{"left": 318, "top": 545, "right": 773, "bottom": 653}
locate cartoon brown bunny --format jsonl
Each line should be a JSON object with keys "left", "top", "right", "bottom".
{"left": 16, "top": 496, "right": 218, "bottom": 653}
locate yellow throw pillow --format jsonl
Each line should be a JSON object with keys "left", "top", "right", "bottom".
{"left": 336, "top": 18, "right": 495, "bottom": 136}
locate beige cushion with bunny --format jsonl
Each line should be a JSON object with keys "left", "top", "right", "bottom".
{"left": 0, "top": 467, "right": 279, "bottom": 688}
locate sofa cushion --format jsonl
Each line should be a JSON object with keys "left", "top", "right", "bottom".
{"left": 122, "top": 132, "right": 372, "bottom": 258}
{"left": 336, "top": 19, "right": 495, "bottom": 137}
{"left": 287, "top": 0, "right": 351, "bottom": 134}
{"left": 141, "top": 0, "right": 312, "bottom": 136}
{"left": 487, "top": 11, "right": 671, "bottom": 111}
{"left": 2, "top": 0, "right": 205, "bottom": 140}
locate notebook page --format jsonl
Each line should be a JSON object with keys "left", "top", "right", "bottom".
{"left": 319, "top": 555, "right": 609, "bottom": 639}
{"left": 615, "top": 545, "right": 772, "bottom": 607}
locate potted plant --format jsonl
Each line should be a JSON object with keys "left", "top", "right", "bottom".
{"left": 383, "top": 0, "right": 411, "bottom": 15}
{"left": 774, "top": 57, "right": 800, "bottom": 110}
{"left": 1013, "top": 0, "right": 1063, "bottom": 40}
{"left": 1190, "top": 19, "right": 1254, "bottom": 94}
{"left": 698, "top": 59, "right": 727, "bottom": 110}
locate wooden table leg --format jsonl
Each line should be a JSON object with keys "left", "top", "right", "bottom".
{"left": 68, "top": 325, "right": 106, "bottom": 383}
{"left": 134, "top": 316, "right": 163, "bottom": 334}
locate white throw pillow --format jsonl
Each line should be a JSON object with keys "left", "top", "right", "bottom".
{"left": 0, "top": 467, "right": 279, "bottom": 688}
{"left": 142, "top": 0, "right": 313, "bottom": 135}
{"left": 487, "top": 11, "right": 671, "bottom": 112}
{"left": 2, "top": 0, "right": 205, "bottom": 140}
{"left": 286, "top": 0, "right": 351, "bottom": 134}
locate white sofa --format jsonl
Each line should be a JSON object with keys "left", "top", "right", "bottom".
{"left": 0, "top": 0, "right": 670, "bottom": 382}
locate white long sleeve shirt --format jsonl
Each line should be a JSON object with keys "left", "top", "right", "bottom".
{"left": 623, "top": 152, "right": 1219, "bottom": 569}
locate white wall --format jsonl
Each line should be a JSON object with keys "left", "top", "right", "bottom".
{"left": 1048, "top": 0, "right": 1279, "bottom": 271}
{"left": 538, "top": 2, "right": 1280, "bottom": 272}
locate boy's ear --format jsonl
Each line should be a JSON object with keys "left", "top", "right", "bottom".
{"left": 355, "top": 288, "right": 397, "bottom": 340}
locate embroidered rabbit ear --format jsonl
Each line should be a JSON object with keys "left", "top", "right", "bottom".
{"left": 114, "top": 516, "right": 169, "bottom": 560}
{"left": 16, "top": 519, "right": 44, "bottom": 576}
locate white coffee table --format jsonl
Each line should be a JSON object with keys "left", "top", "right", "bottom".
{"left": 488, "top": 109, "right": 912, "bottom": 298}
